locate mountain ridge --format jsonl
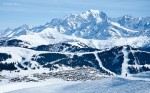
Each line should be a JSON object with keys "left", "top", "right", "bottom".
{"left": 0, "top": 9, "right": 150, "bottom": 49}
{"left": 1, "top": 9, "right": 150, "bottom": 40}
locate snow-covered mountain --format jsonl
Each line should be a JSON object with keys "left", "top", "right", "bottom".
{"left": 111, "top": 15, "right": 150, "bottom": 36}
{"left": 0, "top": 9, "right": 150, "bottom": 76}
{"left": 0, "top": 24, "right": 32, "bottom": 40}
{"left": 0, "top": 9, "right": 150, "bottom": 49}
{"left": 0, "top": 9, "right": 146, "bottom": 40}
{"left": 49, "top": 10, "right": 142, "bottom": 39}
{"left": 0, "top": 45, "right": 150, "bottom": 76}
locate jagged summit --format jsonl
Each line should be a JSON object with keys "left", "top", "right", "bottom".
{"left": 49, "top": 9, "right": 110, "bottom": 39}
{"left": 111, "top": 15, "right": 150, "bottom": 35}
{"left": 0, "top": 24, "right": 32, "bottom": 40}
{"left": 50, "top": 9, "right": 107, "bottom": 27}
{"left": 63, "top": 9, "right": 106, "bottom": 19}
{"left": 19, "top": 24, "right": 31, "bottom": 30}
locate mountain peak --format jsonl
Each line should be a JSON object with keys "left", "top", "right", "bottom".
{"left": 122, "top": 15, "right": 134, "bottom": 20}
{"left": 18, "top": 24, "right": 31, "bottom": 30}
{"left": 80, "top": 9, "right": 107, "bottom": 19}
{"left": 61, "top": 9, "right": 107, "bottom": 21}
{"left": 88, "top": 9, "right": 101, "bottom": 14}
{"left": 5, "top": 27, "right": 12, "bottom": 31}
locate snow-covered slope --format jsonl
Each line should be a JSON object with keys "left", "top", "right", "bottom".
{"left": 0, "top": 45, "right": 149, "bottom": 76}
{"left": 2, "top": 34, "right": 150, "bottom": 49}
{"left": 3, "top": 75, "right": 150, "bottom": 93}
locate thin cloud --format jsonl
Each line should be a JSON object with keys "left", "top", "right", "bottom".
{"left": 2, "top": 2, "right": 21, "bottom": 6}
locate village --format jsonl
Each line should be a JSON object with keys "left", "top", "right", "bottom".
{"left": 0, "top": 67, "right": 107, "bottom": 84}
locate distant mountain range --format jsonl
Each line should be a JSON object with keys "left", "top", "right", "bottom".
{"left": 0, "top": 9, "right": 150, "bottom": 76}
{"left": 1, "top": 10, "right": 150, "bottom": 39}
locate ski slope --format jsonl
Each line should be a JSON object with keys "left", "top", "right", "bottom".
{"left": 2, "top": 73, "right": 150, "bottom": 93}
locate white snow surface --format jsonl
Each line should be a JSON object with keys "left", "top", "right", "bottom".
{"left": 121, "top": 46, "right": 130, "bottom": 76}
{"left": 0, "top": 78, "right": 72, "bottom": 93}
{"left": 0, "top": 47, "right": 37, "bottom": 64}
{"left": 94, "top": 53, "right": 116, "bottom": 75}
{"left": 1, "top": 72, "right": 149, "bottom": 93}
{"left": 12, "top": 26, "right": 150, "bottom": 49}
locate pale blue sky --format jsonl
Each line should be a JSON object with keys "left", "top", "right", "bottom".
{"left": 0, "top": 0, "right": 150, "bottom": 30}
